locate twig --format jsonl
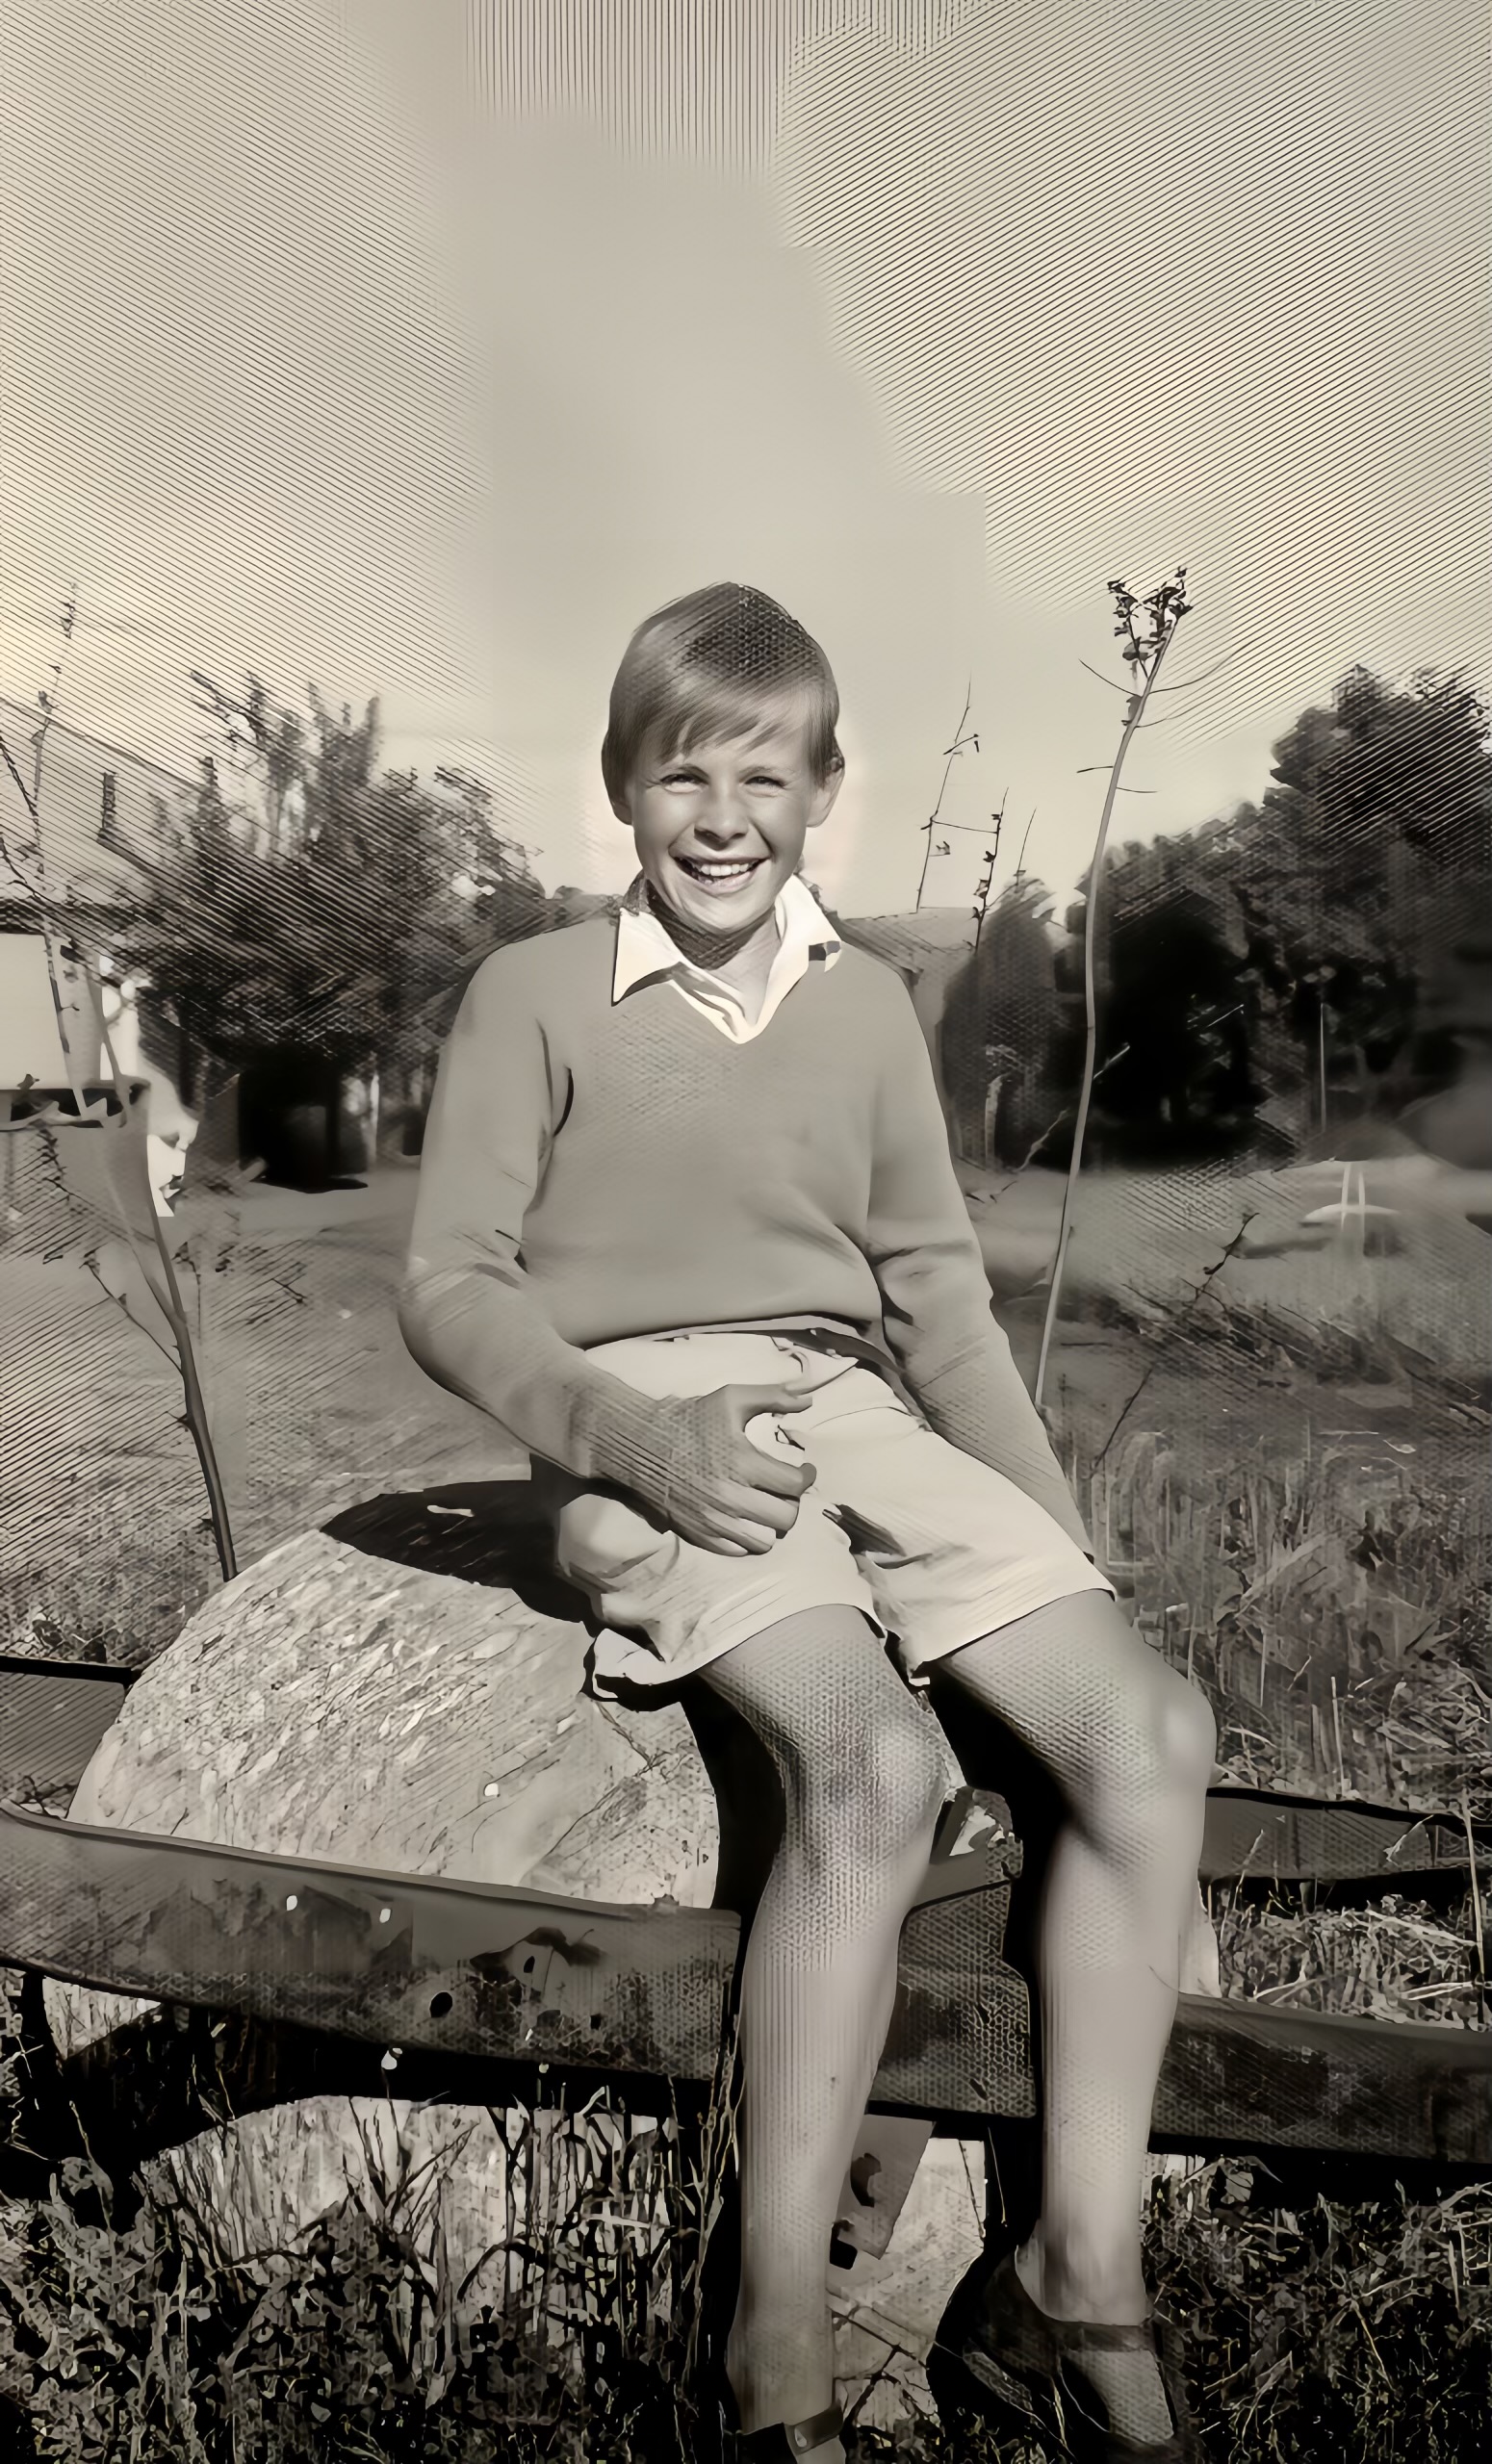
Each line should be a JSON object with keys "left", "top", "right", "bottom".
{"left": 1149, "top": 651, "right": 1241, "bottom": 694}
{"left": 913, "top": 682, "right": 977, "bottom": 911}
{"left": 1091, "top": 1215, "right": 1256, "bottom": 1472}
{"left": 96, "top": 1005, "right": 239, "bottom": 1577}
{"left": 1078, "top": 658, "right": 1132, "bottom": 696}
{"left": 4, "top": 626, "right": 238, "bottom": 1578}
{"left": 1464, "top": 1791, "right": 1487, "bottom": 2000}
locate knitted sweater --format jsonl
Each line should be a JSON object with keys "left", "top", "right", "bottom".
{"left": 399, "top": 915, "right": 1092, "bottom": 1552}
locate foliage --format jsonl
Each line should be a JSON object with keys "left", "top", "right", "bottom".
{"left": 0, "top": 2070, "right": 733, "bottom": 2464}
{"left": 1057, "top": 1403, "right": 1490, "bottom": 1815}
{"left": 101, "top": 679, "right": 553, "bottom": 1081}
{"left": 1091, "top": 666, "right": 1492, "bottom": 1141}
{"left": 939, "top": 877, "right": 1065, "bottom": 1162}
{"left": 1144, "top": 2167, "right": 1491, "bottom": 2464}
{"left": 3, "top": 2010, "right": 1488, "bottom": 2459}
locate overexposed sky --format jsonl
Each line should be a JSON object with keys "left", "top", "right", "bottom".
{"left": 2, "top": 0, "right": 1486, "bottom": 916}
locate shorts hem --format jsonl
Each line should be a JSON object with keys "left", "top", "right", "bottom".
{"left": 587, "top": 1590, "right": 890, "bottom": 1697}
{"left": 895, "top": 1565, "right": 1119, "bottom": 1688}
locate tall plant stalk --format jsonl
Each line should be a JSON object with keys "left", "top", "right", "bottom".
{"left": 1034, "top": 570, "right": 1194, "bottom": 1417}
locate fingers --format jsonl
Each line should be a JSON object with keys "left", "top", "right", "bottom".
{"left": 739, "top": 1446, "right": 816, "bottom": 1500}
{"left": 723, "top": 1478, "right": 801, "bottom": 1537}
{"left": 685, "top": 1515, "right": 780, "bottom": 1557}
{"left": 694, "top": 1528, "right": 772, "bottom": 1558}
{"left": 727, "top": 1381, "right": 815, "bottom": 1421}
{"left": 686, "top": 1478, "right": 804, "bottom": 1554}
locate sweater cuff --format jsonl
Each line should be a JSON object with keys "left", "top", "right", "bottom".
{"left": 568, "top": 1370, "right": 675, "bottom": 1494}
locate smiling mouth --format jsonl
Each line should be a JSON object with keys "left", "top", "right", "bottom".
{"left": 675, "top": 856, "right": 765, "bottom": 886}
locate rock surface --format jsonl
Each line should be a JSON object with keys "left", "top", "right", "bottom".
{"left": 45, "top": 1515, "right": 733, "bottom": 2059}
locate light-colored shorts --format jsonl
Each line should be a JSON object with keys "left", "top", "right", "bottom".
{"left": 551, "top": 1331, "right": 1116, "bottom": 1698}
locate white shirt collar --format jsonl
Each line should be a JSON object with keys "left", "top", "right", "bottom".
{"left": 612, "top": 872, "right": 841, "bottom": 1042}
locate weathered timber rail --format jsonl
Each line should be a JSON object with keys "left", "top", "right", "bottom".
{"left": 3, "top": 1654, "right": 1490, "bottom": 2215}
{"left": 3, "top": 1794, "right": 1489, "bottom": 2194}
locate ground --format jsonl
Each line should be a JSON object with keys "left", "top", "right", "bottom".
{"left": 5, "top": 1149, "right": 1487, "bottom": 1665}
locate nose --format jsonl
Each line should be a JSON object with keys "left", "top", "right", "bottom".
{"left": 694, "top": 794, "right": 750, "bottom": 844}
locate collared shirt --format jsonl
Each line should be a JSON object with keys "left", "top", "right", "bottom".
{"left": 611, "top": 870, "right": 841, "bottom": 1043}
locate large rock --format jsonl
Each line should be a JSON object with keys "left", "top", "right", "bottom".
{"left": 45, "top": 1499, "right": 736, "bottom": 2060}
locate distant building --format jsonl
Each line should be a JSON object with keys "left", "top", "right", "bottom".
{"left": 0, "top": 693, "right": 193, "bottom": 913}
{"left": 0, "top": 703, "right": 193, "bottom": 1194}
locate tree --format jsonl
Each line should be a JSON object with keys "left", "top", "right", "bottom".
{"left": 1216, "top": 665, "right": 1492, "bottom": 1117}
{"left": 1049, "top": 666, "right": 1492, "bottom": 1157}
{"left": 940, "top": 875, "right": 1064, "bottom": 1162}
{"left": 1065, "top": 835, "right": 1257, "bottom": 1154}
{"left": 101, "top": 679, "right": 553, "bottom": 1093}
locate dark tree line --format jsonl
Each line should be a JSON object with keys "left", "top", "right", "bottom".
{"left": 941, "top": 665, "right": 1492, "bottom": 1168}
{"left": 80, "top": 659, "right": 1492, "bottom": 1177}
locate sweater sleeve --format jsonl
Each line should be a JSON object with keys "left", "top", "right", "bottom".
{"left": 398, "top": 943, "right": 665, "bottom": 1486}
{"left": 862, "top": 973, "right": 1094, "bottom": 1553}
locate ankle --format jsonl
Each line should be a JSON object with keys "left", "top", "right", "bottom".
{"left": 1015, "top": 2222, "right": 1149, "bottom": 2324}
{"left": 726, "top": 2320, "right": 837, "bottom": 2446}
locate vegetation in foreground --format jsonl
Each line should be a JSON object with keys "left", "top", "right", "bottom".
{"left": 3, "top": 1424, "right": 1488, "bottom": 2462}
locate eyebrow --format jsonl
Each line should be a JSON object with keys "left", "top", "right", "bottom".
{"left": 658, "top": 750, "right": 791, "bottom": 772}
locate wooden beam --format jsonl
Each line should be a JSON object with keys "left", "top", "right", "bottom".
{"left": 0, "top": 1658, "right": 134, "bottom": 1801}
{"left": 0, "top": 1800, "right": 741, "bottom": 2082}
{"left": 1197, "top": 1784, "right": 1488, "bottom": 1885}
{"left": 4, "top": 1803, "right": 1489, "bottom": 2175}
{"left": 1156, "top": 1991, "right": 1492, "bottom": 2169}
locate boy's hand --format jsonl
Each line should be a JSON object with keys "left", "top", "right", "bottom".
{"left": 644, "top": 1383, "right": 817, "bottom": 1557}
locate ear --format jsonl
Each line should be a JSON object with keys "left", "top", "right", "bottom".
{"left": 805, "top": 757, "right": 845, "bottom": 830}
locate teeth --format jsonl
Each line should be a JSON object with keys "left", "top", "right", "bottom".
{"left": 682, "top": 860, "right": 758, "bottom": 879}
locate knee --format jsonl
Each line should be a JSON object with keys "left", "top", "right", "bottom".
{"left": 784, "top": 1713, "right": 947, "bottom": 1865}
{"left": 1088, "top": 1670, "right": 1216, "bottom": 1833}
{"left": 1162, "top": 1677, "right": 1218, "bottom": 1790}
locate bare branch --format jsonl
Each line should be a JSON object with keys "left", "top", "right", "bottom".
{"left": 1150, "top": 652, "right": 1240, "bottom": 695}
{"left": 1078, "top": 659, "right": 1133, "bottom": 697}
{"left": 81, "top": 1252, "right": 181, "bottom": 1366}
{"left": 1036, "top": 573, "right": 1194, "bottom": 1415}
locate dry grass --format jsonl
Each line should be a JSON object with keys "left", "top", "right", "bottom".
{"left": 1061, "top": 1398, "right": 1489, "bottom": 1819}
{"left": 3, "top": 1272, "right": 1489, "bottom": 2456}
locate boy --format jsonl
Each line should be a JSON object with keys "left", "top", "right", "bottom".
{"left": 401, "top": 585, "right": 1212, "bottom": 2461}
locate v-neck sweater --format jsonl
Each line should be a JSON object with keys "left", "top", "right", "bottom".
{"left": 399, "top": 915, "right": 1092, "bottom": 1552}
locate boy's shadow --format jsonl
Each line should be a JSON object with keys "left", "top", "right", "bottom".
{"left": 323, "top": 1476, "right": 584, "bottom": 1620}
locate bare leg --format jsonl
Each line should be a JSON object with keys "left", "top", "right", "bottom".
{"left": 936, "top": 1589, "right": 1216, "bottom": 2445}
{"left": 699, "top": 1608, "right": 948, "bottom": 2457}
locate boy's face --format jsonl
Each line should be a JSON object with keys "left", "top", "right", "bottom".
{"left": 613, "top": 697, "right": 842, "bottom": 937}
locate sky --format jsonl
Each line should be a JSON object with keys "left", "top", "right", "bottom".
{"left": 2, "top": 0, "right": 1486, "bottom": 920}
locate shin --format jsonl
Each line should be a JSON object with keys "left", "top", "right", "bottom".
{"left": 701, "top": 1608, "right": 948, "bottom": 2442}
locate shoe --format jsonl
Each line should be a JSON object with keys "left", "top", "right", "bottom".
{"left": 729, "top": 2400, "right": 845, "bottom": 2458}
{"left": 700, "top": 2370, "right": 843, "bottom": 2460}
{"left": 696, "top": 2340, "right": 843, "bottom": 2461}
{"left": 932, "top": 2247, "right": 1200, "bottom": 2462}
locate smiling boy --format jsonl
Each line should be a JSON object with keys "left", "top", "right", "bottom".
{"left": 400, "top": 585, "right": 1100, "bottom": 1596}
{"left": 399, "top": 587, "right": 1210, "bottom": 2463}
